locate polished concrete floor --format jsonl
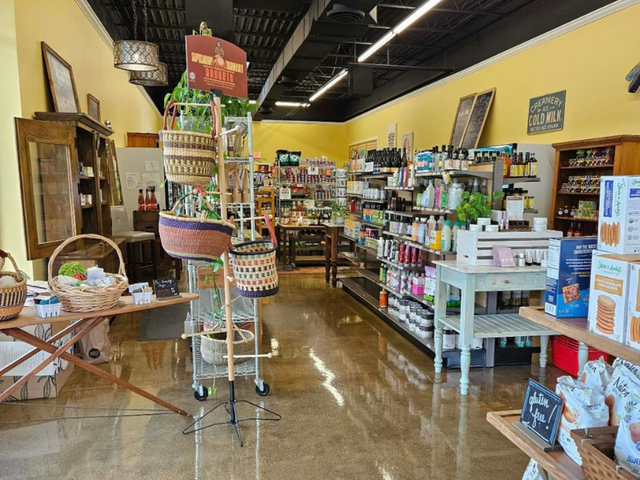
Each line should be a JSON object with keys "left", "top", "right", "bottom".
{"left": 0, "top": 275, "right": 563, "bottom": 479}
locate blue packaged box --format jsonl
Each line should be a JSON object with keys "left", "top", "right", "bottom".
{"left": 544, "top": 237, "right": 597, "bottom": 318}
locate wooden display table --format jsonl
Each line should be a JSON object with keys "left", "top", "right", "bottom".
{"left": 433, "top": 261, "right": 559, "bottom": 395}
{"left": 0, "top": 293, "right": 198, "bottom": 415}
{"left": 487, "top": 410, "right": 584, "bottom": 480}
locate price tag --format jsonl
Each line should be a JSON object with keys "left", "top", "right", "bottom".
{"left": 519, "top": 379, "right": 563, "bottom": 446}
{"left": 153, "top": 277, "right": 180, "bottom": 300}
{"left": 280, "top": 187, "right": 291, "bottom": 200}
{"left": 308, "top": 166, "right": 319, "bottom": 175}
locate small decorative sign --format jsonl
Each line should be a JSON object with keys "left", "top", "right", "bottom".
{"left": 528, "top": 90, "right": 566, "bottom": 135}
{"left": 185, "top": 35, "right": 248, "bottom": 98}
{"left": 153, "top": 277, "right": 180, "bottom": 300}
{"left": 520, "top": 379, "right": 563, "bottom": 445}
{"left": 280, "top": 187, "right": 291, "bottom": 200}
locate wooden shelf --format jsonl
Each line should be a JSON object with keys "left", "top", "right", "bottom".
{"left": 559, "top": 164, "right": 614, "bottom": 170}
{"left": 81, "top": 204, "right": 95, "bottom": 209}
{"left": 557, "top": 191, "right": 600, "bottom": 196}
{"left": 79, "top": 175, "right": 94, "bottom": 180}
{"left": 519, "top": 306, "right": 640, "bottom": 365}
{"left": 487, "top": 410, "right": 584, "bottom": 480}
{"left": 555, "top": 216, "right": 598, "bottom": 223}
{"left": 361, "top": 221, "right": 383, "bottom": 229}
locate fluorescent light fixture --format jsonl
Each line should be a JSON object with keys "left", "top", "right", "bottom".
{"left": 395, "top": 0, "right": 444, "bottom": 33}
{"left": 309, "top": 69, "right": 349, "bottom": 102}
{"left": 248, "top": 100, "right": 257, "bottom": 105}
{"left": 358, "top": 31, "right": 395, "bottom": 62}
{"left": 358, "top": 0, "right": 444, "bottom": 62}
{"left": 275, "top": 101, "right": 310, "bottom": 108}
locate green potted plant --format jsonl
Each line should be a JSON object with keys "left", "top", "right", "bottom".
{"left": 331, "top": 202, "right": 347, "bottom": 225}
{"left": 455, "top": 190, "right": 503, "bottom": 225}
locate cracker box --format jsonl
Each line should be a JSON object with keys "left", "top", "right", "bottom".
{"left": 588, "top": 251, "right": 640, "bottom": 342}
{"left": 598, "top": 176, "right": 640, "bottom": 254}
{"left": 626, "top": 263, "right": 640, "bottom": 350}
{"left": 545, "top": 237, "right": 597, "bottom": 318}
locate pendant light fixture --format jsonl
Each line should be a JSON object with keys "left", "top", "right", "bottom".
{"left": 129, "top": 61, "right": 167, "bottom": 86}
{"left": 113, "top": 0, "right": 159, "bottom": 72}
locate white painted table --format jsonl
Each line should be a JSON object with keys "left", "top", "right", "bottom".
{"left": 433, "top": 261, "right": 559, "bottom": 395}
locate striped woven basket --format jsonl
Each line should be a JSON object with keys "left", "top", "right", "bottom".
{"left": 161, "top": 100, "right": 216, "bottom": 186}
{"left": 159, "top": 197, "right": 235, "bottom": 262}
{"left": 229, "top": 215, "right": 278, "bottom": 299}
{"left": 0, "top": 250, "right": 27, "bottom": 321}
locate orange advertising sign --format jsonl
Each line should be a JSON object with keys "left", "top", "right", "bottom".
{"left": 185, "top": 35, "right": 248, "bottom": 98}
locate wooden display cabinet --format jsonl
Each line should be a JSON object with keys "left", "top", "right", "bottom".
{"left": 16, "top": 112, "right": 115, "bottom": 260}
{"left": 550, "top": 135, "right": 640, "bottom": 236}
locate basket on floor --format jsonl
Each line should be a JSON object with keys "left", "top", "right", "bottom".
{"left": 229, "top": 215, "right": 278, "bottom": 298}
{"left": 161, "top": 100, "right": 217, "bottom": 186}
{"left": 0, "top": 250, "right": 27, "bottom": 321}
{"left": 48, "top": 235, "right": 128, "bottom": 312}
{"left": 571, "top": 427, "right": 636, "bottom": 480}
{"left": 159, "top": 197, "right": 235, "bottom": 262}
{"left": 200, "top": 327, "right": 254, "bottom": 365}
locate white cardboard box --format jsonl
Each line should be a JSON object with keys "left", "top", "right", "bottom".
{"left": 626, "top": 263, "right": 640, "bottom": 350}
{"left": 598, "top": 176, "right": 640, "bottom": 254}
{"left": 587, "top": 251, "right": 640, "bottom": 343}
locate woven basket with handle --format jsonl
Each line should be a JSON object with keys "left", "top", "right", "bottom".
{"left": 161, "top": 100, "right": 217, "bottom": 186}
{"left": 48, "top": 234, "right": 128, "bottom": 312}
{"left": 571, "top": 427, "right": 636, "bottom": 480}
{"left": 229, "top": 215, "right": 278, "bottom": 299}
{"left": 200, "top": 326, "right": 254, "bottom": 365}
{"left": 0, "top": 250, "right": 27, "bottom": 321}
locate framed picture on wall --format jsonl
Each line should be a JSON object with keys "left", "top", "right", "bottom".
{"left": 87, "top": 94, "right": 101, "bottom": 122}
{"left": 41, "top": 42, "right": 80, "bottom": 113}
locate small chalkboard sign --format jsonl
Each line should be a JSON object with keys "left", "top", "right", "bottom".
{"left": 461, "top": 88, "right": 496, "bottom": 149}
{"left": 153, "top": 277, "right": 180, "bottom": 300}
{"left": 520, "top": 379, "right": 563, "bottom": 446}
{"left": 450, "top": 93, "right": 476, "bottom": 147}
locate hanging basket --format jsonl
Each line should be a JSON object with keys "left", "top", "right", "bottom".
{"left": 0, "top": 250, "right": 27, "bottom": 321}
{"left": 200, "top": 327, "right": 254, "bottom": 365}
{"left": 48, "top": 235, "right": 129, "bottom": 312}
{"left": 161, "top": 100, "right": 217, "bottom": 186}
{"left": 229, "top": 215, "right": 279, "bottom": 298}
{"left": 159, "top": 197, "right": 235, "bottom": 262}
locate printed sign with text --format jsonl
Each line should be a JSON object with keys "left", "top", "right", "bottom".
{"left": 528, "top": 90, "right": 566, "bottom": 134}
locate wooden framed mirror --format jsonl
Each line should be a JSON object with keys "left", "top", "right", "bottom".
{"left": 15, "top": 118, "right": 80, "bottom": 259}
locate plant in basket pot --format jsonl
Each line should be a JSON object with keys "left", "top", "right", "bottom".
{"left": 330, "top": 202, "right": 347, "bottom": 225}
{"left": 455, "top": 190, "right": 503, "bottom": 226}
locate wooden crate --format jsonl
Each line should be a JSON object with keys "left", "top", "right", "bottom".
{"left": 457, "top": 230, "right": 562, "bottom": 265}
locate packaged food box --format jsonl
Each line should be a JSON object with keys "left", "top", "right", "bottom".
{"left": 587, "top": 251, "right": 640, "bottom": 343}
{"left": 598, "top": 176, "right": 640, "bottom": 254}
{"left": 626, "top": 263, "right": 640, "bottom": 350}
{"left": 545, "top": 237, "right": 597, "bottom": 318}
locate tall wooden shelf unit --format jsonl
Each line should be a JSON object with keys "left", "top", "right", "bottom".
{"left": 550, "top": 135, "right": 640, "bottom": 236}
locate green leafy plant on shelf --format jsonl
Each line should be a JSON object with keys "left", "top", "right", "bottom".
{"left": 330, "top": 202, "right": 347, "bottom": 218}
{"left": 455, "top": 190, "right": 504, "bottom": 224}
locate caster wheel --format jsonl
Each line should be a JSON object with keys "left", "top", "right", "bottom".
{"left": 194, "top": 386, "right": 209, "bottom": 401}
{"left": 256, "top": 383, "right": 270, "bottom": 397}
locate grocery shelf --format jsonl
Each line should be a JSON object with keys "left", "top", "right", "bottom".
{"left": 346, "top": 193, "right": 363, "bottom": 197}
{"left": 382, "top": 231, "right": 448, "bottom": 256}
{"left": 412, "top": 207, "right": 453, "bottom": 215}
{"left": 438, "top": 313, "right": 559, "bottom": 338}
{"left": 559, "top": 164, "right": 614, "bottom": 170}
{"left": 555, "top": 216, "right": 598, "bottom": 223}
{"left": 358, "top": 268, "right": 380, "bottom": 284}
{"left": 377, "top": 257, "right": 424, "bottom": 271}
{"left": 502, "top": 177, "right": 540, "bottom": 184}
{"left": 361, "top": 198, "right": 387, "bottom": 204}
{"left": 355, "top": 243, "right": 378, "bottom": 255}
{"left": 384, "top": 186, "right": 416, "bottom": 191}
{"left": 361, "top": 221, "right": 383, "bottom": 229}
{"left": 362, "top": 174, "right": 391, "bottom": 179}
{"left": 385, "top": 210, "right": 417, "bottom": 218}
{"left": 415, "top": 169, "right": 494, "bottom": 179}
{"left": 557, "top": 191, "right": 600, "bottom": 196}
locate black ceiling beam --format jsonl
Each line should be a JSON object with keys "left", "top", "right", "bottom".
{"left": 104, "top": 3, "right": 184, "bottom": 12}
{"left": 233, "top": 13, "right": 295, "bottom": 22}
{"left": 369, "top": 24, "right": 469, "bottom": 35}
{"left": 348, "top": 62, "right": 454, "bottom": 72}
{"left": 234, "top": 31, "right": 289, "bottom": 39}
{"left": 377, "top": 3, "right": 505, "bottom": 16}
{"left": 235, "top": 0, "right": 304, "bottom": 14}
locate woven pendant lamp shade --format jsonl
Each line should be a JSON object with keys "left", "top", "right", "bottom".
{"left": 113, "top": 40, "right": 159, "bottom": 72}
{"left": 129, "top": 61, "right": 167, "bottom": 86}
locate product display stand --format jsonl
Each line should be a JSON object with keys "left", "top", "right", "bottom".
{"left": 183, "top": 95, "right": 280, "bottom": 446}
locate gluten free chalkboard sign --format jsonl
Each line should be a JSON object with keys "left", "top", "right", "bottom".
{"left": 520, "top": 379, "right": 563, "bottom": 446}
{"left": 154, "top": 277, "right": 180, "bottom": 300}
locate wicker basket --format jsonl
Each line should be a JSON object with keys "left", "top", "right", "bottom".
{"left": 159, "top": 197, "right": 235, "bottom": 262}
{"left": 200, "top": 327, "right": 254, "bottom": 365}
{"left": 229, "top": 215, "right": 278, "bottom": 299}
{"left": 161, "top": 100, "right": 217, "bottom": 186}
{"left": 48, "top": 235, "right": 129, "bottom": 312}
{"left": 0, "top": 250, "right": 27, "bottom": 321}
{"left": 571, "top": 427, "right": 636, "bottom": 480}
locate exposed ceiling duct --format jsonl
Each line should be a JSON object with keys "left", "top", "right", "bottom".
{"left": 326, "top": 4, "right": 366, "bottom": 24}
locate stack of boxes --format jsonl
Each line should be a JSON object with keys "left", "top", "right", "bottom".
{"left": 545, "top": 176, "right": 640, "bottom": 349}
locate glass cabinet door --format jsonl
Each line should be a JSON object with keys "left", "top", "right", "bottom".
{"left": 15, "top": 118, "right": 80, "bottom": 259}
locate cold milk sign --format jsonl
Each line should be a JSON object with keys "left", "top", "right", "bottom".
{"left": 527, "top": 90, "right": 566, "bottom": 135}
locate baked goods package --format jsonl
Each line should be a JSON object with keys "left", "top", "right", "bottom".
{"left": 587, "top": 251, "right": 640, "bottom": 343}
{"left": 627, "top": 263, "right": 640, "bottom": 351}
{"left": 606, "top": 361, "right": 640, "bottom": 426}
{"left": 614, "top": 391, "right": 640, "bottom": 477}
{"left": 556, "top": 376, "right": 609, "bottom": 465}
{"left": 580, "top": 356, "right": 613, "bottom": 392}
{"left": 597, "top": 176, "right": 640, "bottom": 254}
{"left": 521, "top": 459, "right": 547, "bottom": 480}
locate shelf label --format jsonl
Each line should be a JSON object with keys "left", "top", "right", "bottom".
{"left": 520, "top": 379, "right": 563, "bottom": 445}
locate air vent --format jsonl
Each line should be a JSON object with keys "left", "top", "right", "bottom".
{"left": 327, "top": 4, "right": 365, "bottom": 24}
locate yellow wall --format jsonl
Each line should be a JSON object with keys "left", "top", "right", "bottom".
{"left": 14, "top": 0, "right": 162, "bottom": 147}
{"left": 345, "top": 3, "right": 640, "bottom": 149}
{"left": 253, "top": 121, "right": 347, "bottom": 165}
{"left": 0, "top": 0, "right": 32, "bottom": 277}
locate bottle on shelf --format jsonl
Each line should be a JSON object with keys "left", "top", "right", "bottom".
{"left": 138, "top": 188, "right": 145, "bottom": 211}
{"left": 425, "top": 180, "right": 435, "bottom": 208}
{"left": 441, "top": 220, "right": 452, "bottom": 252}
{"left": 452, "top": 221, "right": 460, "bottom": 251}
